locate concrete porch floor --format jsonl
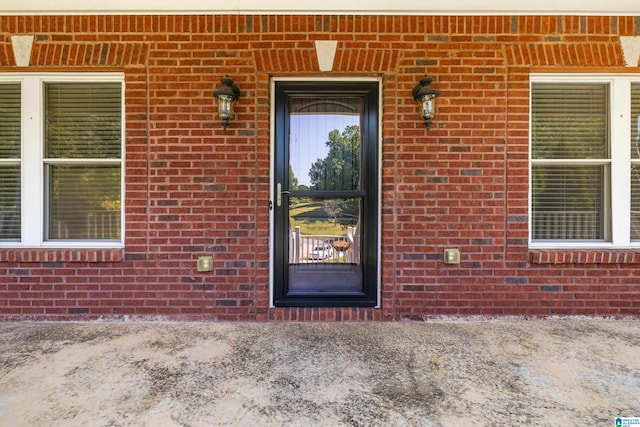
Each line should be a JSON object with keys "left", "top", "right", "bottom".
{"left": 0, "top": 319, "right": 638, "bottom": 426}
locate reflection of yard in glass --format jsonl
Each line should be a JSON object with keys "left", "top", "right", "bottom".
{"left": 288, "top": 201, "right": 359, "bottom": 264}
{"left": 289, "top": 201, "right": 354, "bottom": 236}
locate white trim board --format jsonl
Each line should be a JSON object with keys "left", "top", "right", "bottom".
{"left": 2, "top": 0, "right": 640, "bottom": 16}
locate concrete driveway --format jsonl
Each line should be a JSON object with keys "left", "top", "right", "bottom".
{"left": 0, "top": 319, "right": 638, "bottom": 426}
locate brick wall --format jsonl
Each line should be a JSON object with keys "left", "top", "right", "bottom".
{"left": 1, "top": 15, "right": 639, "bottom": 320}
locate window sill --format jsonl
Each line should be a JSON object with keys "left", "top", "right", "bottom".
{"left": 528, "top": 249, "right": 640, "bottom": 264}
{"left": 0, "top": 248, "right": 124, "bottom": 263}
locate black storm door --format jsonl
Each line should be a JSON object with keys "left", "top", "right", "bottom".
{"left": 273, "top": 81, "right": 379, "bottom": 307}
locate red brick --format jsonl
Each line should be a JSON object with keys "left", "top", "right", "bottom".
{"left": 0, "top": 14, "right": 638, "bottom": 320}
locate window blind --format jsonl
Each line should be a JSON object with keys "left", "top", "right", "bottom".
{"left": 0, "top": 83, "right": 21, "bottom": 240}
{"left": 0, "top": 84, "right": 21, "bottom": 159}
{"left": 45, "top": 82, "right": 121, "bottom": 159}
{"left": 630, "top": 83, "right": 640, "bottom": 240}
{"left": 532, "top": 83, "right": 609, "bottom": 160}
{"left": 531, "top": 82, "right": 609, "bottom": 240}
{"left": 44, "top": 82, "right": 122, "bottom": 241}
{"left": 47, "top": 165, "right": 121, "bottom": 240}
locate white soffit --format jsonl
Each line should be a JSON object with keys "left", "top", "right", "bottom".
{"left": 2, "top": 0, "right": 639, "bottom": 16}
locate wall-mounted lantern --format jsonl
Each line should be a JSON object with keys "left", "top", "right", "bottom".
{"left": 213, "top": 75, "right": 240, "bottom": 130}
{"left": 412, "top": 76, "right": 440, "bottom": 129}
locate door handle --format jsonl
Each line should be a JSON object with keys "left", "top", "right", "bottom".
{"left": 276, "top": 183, "right": 290, "bottom": 207}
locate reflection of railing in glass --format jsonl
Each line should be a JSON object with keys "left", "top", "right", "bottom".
{"left": 51, "top": 211, "right": 121, "bottom": 240}
{"left": 0, "top": 209, "right": 20, "bottom": 239}
{"left": 532, "top": 211, "right": 598, "bottom": 240}
{"left": 289, "top": 225, "right": 360, "bottom": 264}
{"left": 632, "top": 210, "right": 640, "bottom": 241}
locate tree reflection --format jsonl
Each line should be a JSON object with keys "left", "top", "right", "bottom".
{"left": 309, "top": 125, "right": 360, "bottom": 191}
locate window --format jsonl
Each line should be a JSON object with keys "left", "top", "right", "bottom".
{"left": 530, "top": 74, "right": 640, "bottom": 248}
{"left": 0, "top": 74, "right": 124, "bottom": 248}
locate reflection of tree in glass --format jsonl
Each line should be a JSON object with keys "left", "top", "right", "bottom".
{"left": 288, "top": 164, "right": 298, "bottom": 190}
{"left": 322, "top": 199, "right": 339, "bottom": 224}
{"left": 309, "top": 125, "right": 359, "bottom": 191}
{"left": 307, "top": 125, "right": 361, "bottom": 229}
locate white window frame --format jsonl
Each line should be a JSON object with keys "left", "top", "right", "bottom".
{"left": 0, "top": 72, "right": 125, "bottom": 249}
{"left": 529, "top": 73, "right": 639, "bottom": 249}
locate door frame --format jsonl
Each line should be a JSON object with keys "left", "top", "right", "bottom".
{"left": 269, "top": 77, "right": 382, "bottom": 307}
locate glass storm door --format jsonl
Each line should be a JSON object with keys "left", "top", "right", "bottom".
{"left": 273, "top": 81, "right": 379, "bottom": 307}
